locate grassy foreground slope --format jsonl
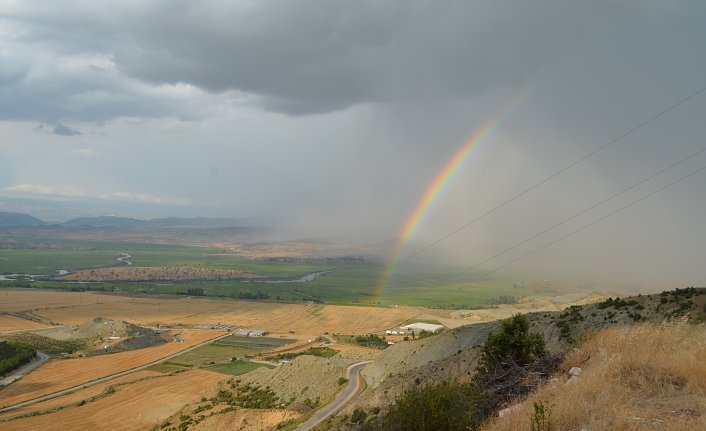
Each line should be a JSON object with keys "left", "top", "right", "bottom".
{"left": 484, "top": 323, "right": 706, "bottom": 431}
{"left": 326, "top": 288, "right": 705, "bottom": 431}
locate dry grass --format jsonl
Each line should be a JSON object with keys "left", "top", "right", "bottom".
{"left": 484, "top": 323, "right": 706, "bottom": 431}
{"left": 189, "top": 408, "right": 301, "bottom": 431}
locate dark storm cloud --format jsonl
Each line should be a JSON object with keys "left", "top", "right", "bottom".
{"left": 4, "top": 0, "right": 703, "bottom": 121}
{"left": 113, "top": 0, "right": 571, "bottom": 114}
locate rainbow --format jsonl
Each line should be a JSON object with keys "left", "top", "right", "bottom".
{"left": 373, "top": 101, "right": 521, "bottom": 301}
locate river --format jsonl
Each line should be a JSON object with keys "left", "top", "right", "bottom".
{"left": 250, "top": 270, "right": 333, "bottom": 283}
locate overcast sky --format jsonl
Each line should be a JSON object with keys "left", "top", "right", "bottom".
{"left": 1, "top": 1, "right": 705, "bottom": 287}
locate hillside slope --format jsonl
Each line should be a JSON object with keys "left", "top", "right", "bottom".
{"left": 483, "top": 322, "right": 706, "bottom": 431}
{"left": 327, "top": 287, "right": 706, "bottom": 430}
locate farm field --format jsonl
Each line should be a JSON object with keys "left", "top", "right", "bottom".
{"left": 216, "top": 335, "right": 295, "bottom": 347}
{"left": 148, "top": 335, "right": 294, "bottom": 375}
{"left": 0, "top": 237, "right": 569, "bottom": 308}
{"left": 0, "top": 330, "right": 221, "bottom": 407}
{"left": 0, "top": 240, "right": 326, "bottom": 278}
{"left": 1, "top": 368, "right": 224, "bottom": 431}
{"left": 163, "top": 343, "right": 266, "bottom": 367}
{"left": 203, "top": 360, "right": 274, "bottom": 375}
{"left": 0, "top": 290, "right": 418, "bottom": 335}
{"left": 0, "top": 289, "right": 306, "bottom": 326}
{"left": 0, "top": 370, "right": 157, "bottom": 420}
{"left": 0, "top": 313, "right": 48, "bottom": 333}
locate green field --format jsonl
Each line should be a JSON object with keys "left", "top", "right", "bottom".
{"left": 167, "top": 343, "right": 266, "bottom": 367}
{"left": 204, "top": 360, "right": 274, "bottom": 375}
{"left": 0, "top": 240, "right": 323, "bottom": 277}
{"left": 147, "top": 337, "right": 287, "bottom": 376}
{"left": 146, "top": 361, "right": 193, "bottom": 373}
{"left": 0, "top": 236, "right": 563, "bottom": 308}
{"left": 216, "top": 335, "right": 295, "bottom": 348}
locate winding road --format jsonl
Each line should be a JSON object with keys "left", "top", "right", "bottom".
{"left": 295, "top": 361, "right": 371, "bottom": 431}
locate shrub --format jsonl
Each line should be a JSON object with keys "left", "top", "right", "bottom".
{"left": 351, "top": 408, "right": 367, "bottom": 424}
{"left": 530, "top": 401, "right": 552, "bottom": 431}
{"left": 377, "top": 381, "right": 483, "bottom": 431}
{"left": 478, "top": 314, "right": 546, "bottom": 373}
{"left": 265, "top": 346, "right": 338, "bottom": 362}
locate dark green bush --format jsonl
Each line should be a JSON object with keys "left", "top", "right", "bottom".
{"left": 377, "top": 381, "right": 483, "bottom": 431}
{"left": 478, "top": 314, "right": 545, "bottom": 373}
{"left": 351, "top": 408, "right": 368, "bottom": 424}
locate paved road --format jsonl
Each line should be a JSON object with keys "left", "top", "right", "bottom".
{"left": 0, "top": 332, "right": 229, "bottom": 413}
{"left": 0, "top": 351, "right": 49, "bottom": 387}
{"left": 295, "top": 361, "right": 371, "bottom": 431}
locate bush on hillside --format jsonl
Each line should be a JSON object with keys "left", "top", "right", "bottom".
{"left": 376, "top": 380, "right": 484, "bottom": 431}
{"left": 375, "top": 314, "right": 554, "bottom": 430}
{"left": 265, "top": 346, "right": 338, "bottom": 362}
{"left": 478, "top": 314, "right": 546, "bottom": 374}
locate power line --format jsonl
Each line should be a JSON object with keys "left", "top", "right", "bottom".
{"left": 395, "top": 85, "right": 706, "bottom": 266}
{"left": 460, "top": 163, "right": 706, "bottom": 283}
{"left": 452, "top": 146, "right": 706, "bottom": 279}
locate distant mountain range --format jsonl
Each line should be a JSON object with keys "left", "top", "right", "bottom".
{"left": 0, "top": 212, "right": 48, "bottom": 227}
{"left": 0, "top": 212, "right": 266, "bottom": 229}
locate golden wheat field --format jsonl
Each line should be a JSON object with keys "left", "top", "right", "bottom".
{"left": 0, "top": 313, "right": 48, "bottom": 333}
{"left": 0, "top": 330, "right": 221, "bottom": 407}
{"left": 1, "top": 369, "right": 224, "bottom": 431}
{"left": 0, "top": 289, "right": 416, "bottom": 334}
{"left": 0, "top": 370, "right": 157, "bottom": 420}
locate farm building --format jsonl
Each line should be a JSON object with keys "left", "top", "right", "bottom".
{"left": 248, "top": 329, "right": 268, "bottom": 337}
{"left": 401, "top": 322, "right": 445, "bottom": 333}
{"left": 237, "top": 329, "right": 252, "bottom": 336}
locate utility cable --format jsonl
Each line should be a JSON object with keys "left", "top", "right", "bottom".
{"left": 458, "top": 163, "right": 706, "bottom": 283}
{"left": 452, "top": 146, "right": 706, "bottom": 279}
{"left": 395, "top": 85, "right": 706, "bottom": 266}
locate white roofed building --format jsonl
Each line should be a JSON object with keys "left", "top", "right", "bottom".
{"left": 400, "top": 322, "right": 445, "bottom": 333}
